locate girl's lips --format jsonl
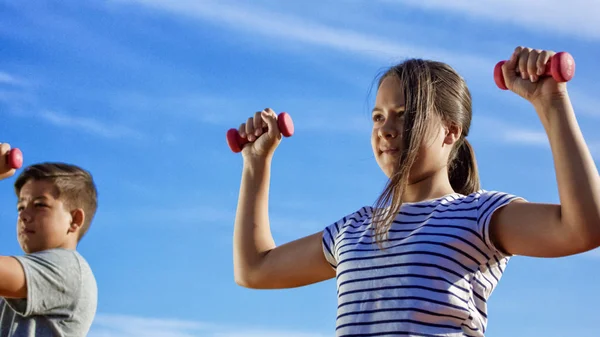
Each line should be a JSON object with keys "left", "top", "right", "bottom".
{"left": 381, "top": 149, "right": 399, "bottom": 154}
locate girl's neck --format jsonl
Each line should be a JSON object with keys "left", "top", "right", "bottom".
{"left": 402, "top": 167, "right": 457, "bottom": 203}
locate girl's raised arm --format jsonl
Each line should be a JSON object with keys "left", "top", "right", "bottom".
{"left": 232, "top": 109, "right": 336, "bottom": 289}
{"left": 489, "top": 47, "right": 600, "bottom": 257}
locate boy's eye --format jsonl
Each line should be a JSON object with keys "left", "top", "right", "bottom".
{"left": 34, "top": 203, "right": 48, "bottom": 208}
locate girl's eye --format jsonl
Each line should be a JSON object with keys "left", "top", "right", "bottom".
{"left": 372, "top": 114, "right": 384, "bottom": 122}
{"left": 34, "top": 203, "right": 48, "bottom": 208}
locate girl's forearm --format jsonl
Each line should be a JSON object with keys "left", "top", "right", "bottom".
{"left": 535, "top": 93, "right": 600, "bottom": 247}
{"left": 232, "top": 156, "right": 277, "bottom": 286}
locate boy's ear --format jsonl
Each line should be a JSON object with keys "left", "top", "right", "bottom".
{"left": 443, "top": 123, "right": 462, "bottom": 145}
{"left": 69, "top": 209, "right": 85, "bottom": 234}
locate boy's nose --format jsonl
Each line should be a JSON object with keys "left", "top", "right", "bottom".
{"left": 19, "top": 211, "right": 32, "bottom": 223}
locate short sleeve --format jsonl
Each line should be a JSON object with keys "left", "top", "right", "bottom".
{"left": 322, "top": 207, "right": 372, "bottom": 270}
{"left": 7, "top": 249, "right": 81, "bottom": 317}
{"left": 476, "top": 190, "right": 525, "bottom": 257}
{"left": 322, "top": 219, "right": 342, "bottom": 270}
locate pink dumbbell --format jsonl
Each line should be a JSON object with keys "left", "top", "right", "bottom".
{"left": 6, "top": 148, "right": 23, "bottom": 170}
{"left": 494, "top": 51, "right": 576, "bottom": 90}
{"left": 226, "top": 112, "right": 295, "bottom": 153}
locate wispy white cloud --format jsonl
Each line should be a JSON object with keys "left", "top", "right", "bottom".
{"left": 109, "top": 91, "right": 240, "bottom": 126}
{"left": 569, "top": 89, "right": 600, "bottom": 119}
{"left": 110, "top": 0, "right": 493, "bottom": 71}
{"left": 501, "top": 129, "right": 548, "bottom": 146}
{"left": 89, "top": 313, "right": 329, "bottom": 337}
{"left": 38, "top": 110, "right": 144, "bottom": 140}
{"left": 89, "top": 314, "right": 213, "bottom": 337}
{"left": 474, "top": 115, "right": 600, "bottom": 161}
{"left": 103, "top": 202, "right": 326, "bottom": 239}
{"left": 109, "top": 0, "right": 600, "bottom": 142}
{"left": 474, "top": 115, "right": 549, "bottom": 147}
{"left": 111, "top": 91, "right": 375, "bottom": 135}
{"left": 0, "top": 71, "right": 26, "bottom": 86}
{"left": 383, "top": 0, "right": 600, "bottom": 40}
{"left": 0, "top": 71, "right": 144, "bottom": 141}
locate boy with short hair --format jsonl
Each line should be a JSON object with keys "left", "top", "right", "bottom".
{"left": 0, "top": 143, "right": 98, "bottom": 337}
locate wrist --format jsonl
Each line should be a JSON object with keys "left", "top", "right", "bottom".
{"left": 243, "top": 155, "right": 272, "bottom": 174}
{"left": 532, "top": 91, "right": 573, "bottom": 127}
{"left": 531, "top": 90, "right": 570, "bottom": 112}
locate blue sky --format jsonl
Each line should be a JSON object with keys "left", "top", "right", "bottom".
{"left": 1, "top": 0, "right": 599, "bottom": 336}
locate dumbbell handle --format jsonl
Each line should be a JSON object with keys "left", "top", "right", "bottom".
{"left": 6, "top": 148, "right": 23, "bottom": 170}
{"left": 226, "top": 112, "right": 294, "bottom": 153}
{"left": 494, "top": 51, "right": 576, "bottom": 90}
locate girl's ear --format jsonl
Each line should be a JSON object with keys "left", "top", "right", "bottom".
{"left": 444, "top": 123, "right": 462, "bottom": 145}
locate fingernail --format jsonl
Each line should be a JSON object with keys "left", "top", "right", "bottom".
{"left": 537, "top": 68, "right": 543, "bottom": 75}
{"left": 255, "top": 130, "right": 260, "bottom": 136}
{"left": 530, "top": 75, "right": 536, "bottom": 82}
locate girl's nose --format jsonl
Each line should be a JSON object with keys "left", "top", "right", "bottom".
{"left": 379, "top": 119, "right": 399, "bottom": 139}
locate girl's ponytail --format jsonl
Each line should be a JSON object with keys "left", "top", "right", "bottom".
{"left": 449, "top": 138, "right": 480, "bottom": 195}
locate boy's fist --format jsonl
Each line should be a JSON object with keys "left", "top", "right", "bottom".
{"left": 0, "top": 143, "right": 20, "bottom": 181}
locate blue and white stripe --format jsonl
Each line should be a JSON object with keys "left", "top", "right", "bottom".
{"left": 322, "top": 190, "right": 522, "bottom": 337}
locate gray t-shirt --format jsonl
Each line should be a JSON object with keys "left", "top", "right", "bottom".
{"left": 0, "top": 249, "right": 97, "bottom": 337}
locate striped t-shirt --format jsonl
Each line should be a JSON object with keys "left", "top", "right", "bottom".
{"left": 322, "top": 190, "right": 522, "bottom": 337}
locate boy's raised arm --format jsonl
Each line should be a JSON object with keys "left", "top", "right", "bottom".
{"left": 0, "top": 143, "right": 26, "bottom": 298}
{"left": 0, "top": 143, "right": 18, "bottom": 181}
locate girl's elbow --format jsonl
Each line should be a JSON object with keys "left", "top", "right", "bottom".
{"left": 234, "top": 276, "right": 254, "bottom": 288}
{"left": 590, "top": 223, "right": 600, "bottom": 249}
{"left": 234, "top": 269, "right": 266, "bottom": 289}
{"left": 586, "top": 217, "right": 600, "bottom": 248}
{"left": 235, "top": 275, "right": 257, "bottom": 288}
{"left": 572, "top": 220, "right": 600, "bottom": 253}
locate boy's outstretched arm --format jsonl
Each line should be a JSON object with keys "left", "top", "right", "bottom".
{"left": 0, "top": 143, "right": 27, "bottom": 298}
{"left": 0, "top": 257, "right": 27, "bottom": 298}
{"left": 233, "top": 109, "right": 335, "bottom": 289}
{"left": 490, "top": 47, "right": 600, "bottom": 257}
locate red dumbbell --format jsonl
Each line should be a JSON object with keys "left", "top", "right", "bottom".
{"left": 494, "top": 51, "right": 576, "bottom": 90}
{"left": 226, "top": 112, "right": 295, "bottom": 153}
{"left": 6, "top": 148, "right": 23, "bottom": 170}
